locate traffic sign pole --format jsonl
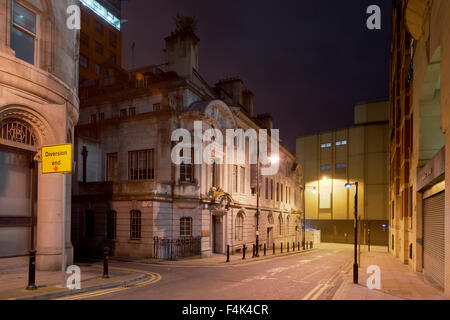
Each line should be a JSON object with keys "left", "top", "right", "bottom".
{"left": 62, "top": 172, "right": 66, "bottom": 288}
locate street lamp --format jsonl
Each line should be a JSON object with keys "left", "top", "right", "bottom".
{"left": 302, "top": 185, "right": 316, "bottom": 249}
{"left": 345, "top": 181, "right": 359, "bottom": 284}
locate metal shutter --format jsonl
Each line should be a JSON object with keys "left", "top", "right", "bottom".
{"left": 423, "top": 191, "right": 445, "bottom": 288}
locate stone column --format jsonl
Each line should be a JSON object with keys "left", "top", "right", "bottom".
{"left": 35, "top": 156, "right": 73, "bottom": 271}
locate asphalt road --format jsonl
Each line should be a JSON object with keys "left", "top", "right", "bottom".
{"left": 74, "top": 244, "right": 354, "bottom": 300}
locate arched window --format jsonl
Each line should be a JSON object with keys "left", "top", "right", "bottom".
{"left": 180, "top": 217, "right": 193, "bottom": 237}
{"left": 278, "top": 214, "right": 283, "bottom": 236}
{"left": 0, "top": 118, "right": 37, "bottom": 147}
{"left": 235, "top": 213, "right": 244, "bottom": 241}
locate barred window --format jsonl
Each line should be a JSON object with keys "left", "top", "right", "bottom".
{"left": 130, "top": 210, "right": 141, "bottom": 240}
{"left": 235, "top": 213, "right": 244, "bottom": 241}
{"left": 85, "top": 210, "right": 95, "bottom": 239}
{"left": 180, "top": 217, "right": 193, "bottom": 237}
{"left": 106, "top": 210, "right": 116, "bottom": 240}
{"left": 128, "top": 149, "right": 154, "bottom": 180}
{"left": 106, "top": 153, "right": 118, "bottom": 181}
{"left": 0, "top": 119, "right": 37, "bottom": 147}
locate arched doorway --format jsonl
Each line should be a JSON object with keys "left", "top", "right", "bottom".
{"left": 0, "top": 118, "right": 38, "bottom": 257}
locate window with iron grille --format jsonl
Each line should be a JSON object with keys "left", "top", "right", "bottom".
{"left": 130, "top": 210, "right": 141, "bottom": 240}
{"left": 85, "top": 210, "right": 95, "bottom": 239}
{"left": 128, "top": 150, "right": 154, "bottom": 180}
{"left": 180, "top": 217, "right": 193, "bottom": 237}
{"left": 106, "top": 153, "right": 118, "bottom": 182}
{"left": 106, "top": 210, "right": 116, "bottom": 240}
{"left": 235, "top": 213, "right": 244, "bottom": 241}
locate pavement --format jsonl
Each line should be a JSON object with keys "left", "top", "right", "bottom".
{"left": 0, "top": 243, "right": 446, "bottom": 300}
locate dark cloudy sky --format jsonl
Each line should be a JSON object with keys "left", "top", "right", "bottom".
{"left": 120, "top": 0, "right": 392, "bottom": 153}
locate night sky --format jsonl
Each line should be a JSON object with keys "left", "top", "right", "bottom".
{"left": 121, "top": 0, "right": 392, "bottom": 153}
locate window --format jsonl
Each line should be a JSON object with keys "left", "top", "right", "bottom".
{"left": 130, "top": 210, "right": 141, "bottom": 240}
{"left": 278, "top": 215, "right": 283, "bottom": 236}
{"left": 85, "top": 210, "right": 95, "bottom": 239}
{"left": 281, "top": 184, "right": 284, "bottom": 202}
{"left": 120, "top": 109, "right": 127, "bottom": 118}
{"left": 11, "top": 1, "right": 36, "bottom": 65}
{"left": 240, "top": 166, "right": 245, "bottom": 194}
{"left": 95, "top": 63, "right": 101, "bottom": 75}
{"left": 270, "top": 179, "right": 274, "bottom": 200}
{"left": 320, "top": 165, "right": 331, "bottom": 171}
{"left": 180, "top": 217, "right": 193, "bottom": 237}
{"left": 109, "top": 51, "right": 116, "bottom": 64}
{"left": 1, "top": 119, "right": 37, "bottom": 146}
{"left": 90, "top": 114, "right": 97, "bottom": 124}
{"left": 265, "top": 178, "right": 269, "bottom": 199}
{"left": 81, "top": 32, "right": 90, "bottom": 47}
{"left": 233, "top": 165, "right": 238, "bottom": 193}
{"left": 276, "top": 183, "right": 280, "bottom": 202}
{"left": 235, "top": 213, "right": 244, "bottom": 241}
{"left": 336, "top": 140, "right": 347, "bottom": 146}
{"left": 95, "top": 19, "right": 104, "bottom": 35}
{"left": 321, "top": 143, "right": 332, "bottom": 149}
{"left": 180, "top": 149, "right": 193, "bottom": 182}
{"left": 106, "top": 153, "right": 118, "bottom": 182}
{"left": 80, "top": 55, "right": 89, "bottom": 69}
{"left": 129, "top": 150, "right": 154, "bottom": 180}
{"left": 106, "top": 210, "right": 116, "bottom": 240}
{"left": 95, "top": 41, "right": 104, "bottom": 55}
{"left": 109, "top": 31, "right": 117, "bottom": 48}
{"left": 153, "top": 103, "right": 161, "bottom": 112}
{"left": 99, "top": 112, "right": 105, "bottom": 121}
{"left": 336, "top": 163, "right": 347, "bottom": 169}
{"left": 128, "top": 107, "right": 136, "bottom": 117}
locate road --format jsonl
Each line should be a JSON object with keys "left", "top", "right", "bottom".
{"left": 68, "top": 243, "right": 354, "bottom": 300}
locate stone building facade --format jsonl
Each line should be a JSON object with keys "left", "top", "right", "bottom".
{"left": 72, "top": 29, "right": 304, "bottom": 259}
{"left": 296, "top": 101, "right": 389, "bottom": 246}
{"left": 0, "top": 0, "right": 79, "bottom": 270}
{"left": 390, "top": 0, "right": 450, "bottom": 297}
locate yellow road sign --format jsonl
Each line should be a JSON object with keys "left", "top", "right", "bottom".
{"left": 42, "top": 143, "right": 72, "bottom": 174}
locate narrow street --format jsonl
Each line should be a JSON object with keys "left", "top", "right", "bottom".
{"left": 75, "top": 244, "right": 354, "bottom": 300}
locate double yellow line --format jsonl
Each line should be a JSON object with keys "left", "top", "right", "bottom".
{"left": 56, "top": 266, "right": 162, "bottom": 300}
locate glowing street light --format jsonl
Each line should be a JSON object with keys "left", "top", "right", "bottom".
{"left": 345, "top": 181, "right": 359, "bottom": 284}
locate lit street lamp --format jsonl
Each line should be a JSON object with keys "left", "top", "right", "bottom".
{"left": 345, "top": 181, "right": 359, "bottom": 284}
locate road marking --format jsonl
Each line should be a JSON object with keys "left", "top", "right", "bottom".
{"left": 56, "top": 265, "right": 162, "bottom": 300}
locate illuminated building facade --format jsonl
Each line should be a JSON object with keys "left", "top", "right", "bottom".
{"left": 79, "top": 0, "right": 122, "bottom": 84}
{"left": 296, "top": 101, "right": 389, "bottom": 246}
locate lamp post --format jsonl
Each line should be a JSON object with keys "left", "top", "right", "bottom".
{"left": 345, "top": 181, "right": 359, "bottom": 284}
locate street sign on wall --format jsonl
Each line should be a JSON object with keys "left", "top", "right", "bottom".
{"left": 41, "top": 144, "right": 72, "bottom": 174}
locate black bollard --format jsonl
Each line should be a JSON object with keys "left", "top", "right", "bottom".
{"left": 26, "top": 250, "right": 37, "bottom": 290}
{"left": 103, "top": 247, "right": 110, "bottom": 279}
{"left": 298, "top": 242, "right": 300, "bottom": 251}
{"left": 226, "top": 245, "right": 230, "bottom": 263}
{"left": 310, "top": 241, "right": 313, "bottom": 249}
{"left": 293, "top": 242, "right": 295, "bottom": 252}
{"left": 242, "top": 245, "right": 246, "bottom": 260}
{"left": 287, "top": 242, "right": 290, "bottom": 252}
{"left": 302, "top": 240, "right": 305, "bottom": 250}
{"left": 252, "top": 244, "right": 256, "bottom": 258}
{"left": 281, "top": 242, "right": 283, "bottom": 253}
{"left": 264, "top": 243, "right": 267, "bottom": 256}
{"left": 273, "top": 243, "right": 275, "bottom": 255}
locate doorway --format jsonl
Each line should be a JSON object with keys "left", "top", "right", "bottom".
{"left": 267, "top": 227, "right": 273, "bottom": 248}
{"left": 212, "top": 215, "right": 223, "bottom": 254}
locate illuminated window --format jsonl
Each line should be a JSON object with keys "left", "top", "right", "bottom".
{"left": 320, "top": 165, "right": 331, "bottom": 171}
{"left": 336, "top": 140, "right": 347, "bottom": 146}
{"left": 80, "top": 0, "right": 121, "bottom": 30}
{"left": 11, "top": 1, "right": 36, "bottom": 65}
{"left": 336, "top": 163, "right": 347, "bottom": 169}
{"left": 321, "top": 143, "right": 332, "bottom": 149}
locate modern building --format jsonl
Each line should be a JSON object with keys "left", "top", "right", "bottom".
{"left": 78, "top": 0, "right": 122, "bottom": 85}
{"left": 71, "top": 25, "right": 304, "bottom": 259}
{"left": 296, "top": 101, "right": 389, "bottom": 246}
{"left": 0, "top": 0, "right": 79, "bottom": 270}
{"left": 389, "top": 0, "right": 450, "bottom": 297}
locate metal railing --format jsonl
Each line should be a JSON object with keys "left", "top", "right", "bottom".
{"left": 153, "top": 236, "right": 201, "bottom": 260}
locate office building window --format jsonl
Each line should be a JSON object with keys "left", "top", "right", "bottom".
{"left": 321, "top": 143, "right": 332, "bottom": 149}
{"left": 320, "top": 165, "right": 331, "bottom": 171}
{"left": 336, "top": 163, "right": 347, "bottom": 169}
{"left": 128, "top": 149, "right": 154, "bottom": 180}
{"left": 106, "top": 153, "right": 118, "bottom": 182}
{"left": 235, "top": 213, "right": 244, "bottom": 241}
{"left": 109, "top": 31, "right": 117, "bottom": 48}
{"left": 180, "top": 217, "right": 193, "bottom": 237}
{"left": 109, "top": 51, "right": 116, "bottom": 64}
{"left": 130, "top": 210, "right": 141, "bottom": 240}
{"left": 336, "top": 140, "right": 347, "bottom": 146}
{"left": 95, "top": 41, "right": 104, "bottom": 55}
{"left": 106, "top": 210, "right": 116, "bottom": 240}
{"left": 95, "top": 19, "right": 104, "bottom": 35}
{"left": 95, "top": 63, "right": 101, "bottom": 75}
{"left": 80, "top": 32, "right": 90, "bottom": 47}
{"left": 80, "top": 55, "right": 89, "bottom": 69}
{"left": 11, "top": 1, "right": 36, "bottom": 65}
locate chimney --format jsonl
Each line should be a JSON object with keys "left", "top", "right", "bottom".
{"left": 216, "top": 77, "right": 243, "bottom": 106}
{"left": 242, "top": 90, "right": 254, "bottom": 117}
{"left": 165, "top": 32, "right": 199, "bottom": 81}
{"left": 256, "top": 113, "right": 273, "bottom": 131}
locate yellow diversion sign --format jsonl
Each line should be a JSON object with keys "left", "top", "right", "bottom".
{"left": 42, "top": 144, "right": 72, "bottom": 174}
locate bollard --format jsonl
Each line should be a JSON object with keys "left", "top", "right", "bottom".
{"left": 264, "top": 243, "right": 267, "bottom": 256}
{"left": 306, "top": 241, "right": 309, "bottom": 250}
{"left": 242, "top": 245, "right": 246, "bottom": 260}
{"left": 226, "top": 245, "right": 230, "bottom": 263}
{"left": 293, "top": 242, "right": 295, "bottom": 252}
{"left": 26, "top": 250, "right": 37, "bottom": 290}
{"left": 298, "top": 242, "right": 300, "bottom": 251}
{"left": 273, "top": 243, "right": 275, "bottom": 255}
{"left": 103, "top": 247, "right": 110, "bottom": 279}
{"left": 310, "top": 241, "right": 313, "bottom": 249}
{"left": 302, "top": 240, "right": 305, "bottom": 250}
{"left": 287, "top": 242, "right": 290, "bottom": 252}
{"left": 252, "top": 244, "right": 256, "bottom": 258}
{"left": 281, "top": 242, "right": 283, "bottom": 253}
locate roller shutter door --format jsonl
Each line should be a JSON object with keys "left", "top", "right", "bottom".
{"left": 423, "top": 191, "right": 445, "bottom": 288}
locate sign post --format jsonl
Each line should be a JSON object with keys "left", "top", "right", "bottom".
{"left": 41, "top": 143, "right": 72, "bottom": 288}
